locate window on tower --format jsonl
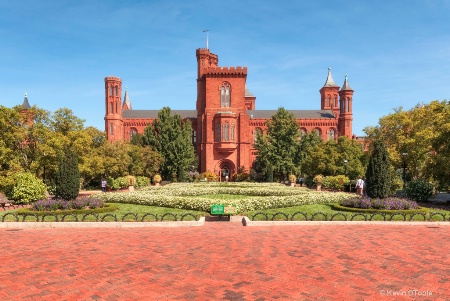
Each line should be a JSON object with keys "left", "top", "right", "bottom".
{"left": 215, "top": 124, "right": 220, "bottom": 142}
{"left": 109, "top": 123, "right": 114, "bottom": 135}
{"left": 220, "top": 83, "right": 231, "bottom": 107}
{"left": 222, "top": 123, "right": 229, "bottom": 141}
{"left": 192, "top": 130, "right": 197, "bottom": 144}
{"left": 230, "top": 124, "right": 235, "bottom": 141}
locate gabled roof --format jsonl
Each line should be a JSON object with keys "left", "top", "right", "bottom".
{"left": 122, "top": 110, "right": 197, "bottom": 119}
{"left": 247, "top": 110, "right": 335, "bottom": 119}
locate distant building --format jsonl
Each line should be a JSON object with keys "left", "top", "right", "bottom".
{"left": 104, "top": 48, "right": 354, "bottom": 181}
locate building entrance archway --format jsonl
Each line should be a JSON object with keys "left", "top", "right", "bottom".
{"left": 214, "top": 160, "right": 235, "bottom": 182}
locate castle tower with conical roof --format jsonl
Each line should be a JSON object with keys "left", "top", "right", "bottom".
{"left": 320, "top": 68, "right": 340, "bottom": 117}
{"left": 338, "top": 74, "right": 354, "bottom": 138}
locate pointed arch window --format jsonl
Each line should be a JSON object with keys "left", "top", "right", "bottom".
{"left": 222, "top": 123, "right": 229, "bottom": 141}
{"left": 109, "top": 86, "right": 113, "bottom": 96}
{"left": 215, "top": 124, "right": 220, "bottom": 142}
{"left": 130, "top": 128, "right": 138, "bottom": 140}
{"left": 230, "top": 124, "right": 235, "bottom": 141}
{"left": 326, "top": 95, "right": 330, "bottom": 108}
{"left": 115, "top": 86, "right": 119, "bottom": 96}
{"left": 220, "top": 83, "right": 231, "bottom": 107}
{"left": 192, "top": 130, "right": 197, "bottom": 144}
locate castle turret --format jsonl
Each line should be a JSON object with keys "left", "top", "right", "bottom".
{"left": 338, "top": 74, "right": 354, "bottom": 138}
{"left": 104, "top": 77, "right": 123, "bottom": 141}
{"left": 319, "top": 68, "right": 340, "bottom": 117}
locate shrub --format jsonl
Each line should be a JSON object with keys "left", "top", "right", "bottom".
{"left": 340, "top": 196, "right": 419, "bottom": 210}
{"left": 126, "top": 175, "right": 136, "bottom": 186}
{"left": 288, "top": 174, "right": 297, "bottom": 183}
{"left": 55, "top": 148, "right": 80, "bottom": 201}
{"left": 365, "top": 141, "right": 392, "bottom": 198}
{"left": 11, "top": 172, "right": 47, "bottom": 204}
{"left": 405, "top": 179, "right": 434, "bottom": 202}
{"left": 322, "top": 175, "right": 350, "bottom": 191}
{"left": 200, "top": 171, "right": 216, "bottom": 182}
{"left": 31, "top": 197, "right": 104, "bottom": 211}
{"left": 135, "top": 176, "right": 150, "bottom": 188}
{"left": 153, "top": 174, "right": 162, "bottom": 183}
{"left": 116, "top": 177, "right": 129, "bottom": 189}
{"left": 313, "top": 174, "right": 323, "bottom": 184}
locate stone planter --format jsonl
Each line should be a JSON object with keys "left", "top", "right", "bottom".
{"left": 316, "top": 184, "right": 322, "bottom": 191}
{"left": 128, "top": 185, "right": 135, "bottom": 192}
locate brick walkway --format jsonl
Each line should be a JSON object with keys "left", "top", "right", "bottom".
{"left": 0, "top": 223, "right": 449, "bottom": 300}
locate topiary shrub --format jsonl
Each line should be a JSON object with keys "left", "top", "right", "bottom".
{"left": 135, "top": 176, "right": 150, "bottom": 188}
{"left": 55, "top": 148, "right": 80, "bottom": 201}
{"left": 153, "top": 174, "right": 162, "bottom": 184}
{"left": 11, "top": 172, "right": 47, "bottom": 204}
{"left": 115, "top": 177, "right": 129, "bottom": 189}
{"left": 365, "top": 141, "right": 392, "bottom": 199}
{"left": 405, "top": 179, "right": 434, "bottom": 202}
{"left": 126, "top": 175, "right": 136, "bottom": 186}
{"left": 322, "top": 175, "right": 350, "bottom": 191}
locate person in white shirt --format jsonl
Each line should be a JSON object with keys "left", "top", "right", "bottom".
{"left": 355, "top": 176, "right": 364, "bottom": 196}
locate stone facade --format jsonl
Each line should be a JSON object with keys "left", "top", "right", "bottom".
{"left": 104, "top": 48, "right": 354, "bottom": 181}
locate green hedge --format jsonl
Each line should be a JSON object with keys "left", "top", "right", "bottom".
{"left": 16, "top": 204, "right": 118, "bottom": 216}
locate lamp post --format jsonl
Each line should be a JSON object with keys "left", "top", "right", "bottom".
{"left": 343, "top": 159, "right": 348, "bottom": 176}
{"left": 402, "top": 152, "right": 407, "bottom": 190}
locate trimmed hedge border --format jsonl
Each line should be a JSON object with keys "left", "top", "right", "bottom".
{"left": 331, "top": 203, "right": 430, "bottom": 215}
{"left": 16, "top": 204, "right": 118, "bottom": 216}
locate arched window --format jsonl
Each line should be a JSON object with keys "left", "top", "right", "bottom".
{"left": 130, "top": 128, "right": 138, "bottom": 140}
{"left": 254, "top": 127, "right": 262, "bottom": 144}
{"left": 222, "top": 123, "right": 229, "bottom": 141}
{"left": 215, "top": 124, "right": 220, "bottom": 142}
{"left": 110, "top": 103, "right": 113, "bottom": 114}
{"left": 312, "top": 128, "right": 321, "bottom": 136}
{"left": 326, "top": 95, "right": 330, "bottom": 108}
{"left": 115, "top": 86, "right": 119, "bottom": 96}
{"left": 299, "top": 128, "right": 307, "bottom": 138}
{"left": 109, "top": 86, "right": 113, "bottom": 96}
{"left": 109, "top": 123, "right": 114, "bottom": 135}
{"left": 220, "top": 83, "right": 231, "bottom": 107}
{"left": 327, "top": 128, "right": 336, "bottom": 141}
{"left": 230, "top": 124, "right": 235, "bottom": 141}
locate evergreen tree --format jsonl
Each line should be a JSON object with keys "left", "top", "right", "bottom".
{"left": 55, "top": 148, "right": 80, "bottom": 200}
{"left": 254, "top": 107, "right": 300, "bottom": 181}
{"left": 365, "top": 140, "right": 392, "bottom": 198}
{"left": 143, "top": 107, "right": 197, "bottom": 181}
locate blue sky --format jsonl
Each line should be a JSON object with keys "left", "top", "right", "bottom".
{"left": 1, "top": 0, "right": 449, "bottom": 136}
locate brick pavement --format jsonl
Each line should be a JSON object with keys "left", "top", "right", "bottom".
{"left": 0, "top": 222, "right": 449, "bottom": 301}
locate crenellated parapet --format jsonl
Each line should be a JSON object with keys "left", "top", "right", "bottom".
{"left": 201, "top": 66, "right": 248, "bottom": 77}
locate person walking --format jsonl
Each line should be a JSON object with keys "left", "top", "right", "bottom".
{"left": 101, "top": 178, "right": 107, "bottom": 193}
{"left": 355, "top": 176, "right": 364, "bottom": 196}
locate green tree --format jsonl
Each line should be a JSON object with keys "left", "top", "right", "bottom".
{"left": 365, "top": 141, "right": 392, "bottom": 198}
{"left": 10, "top": 172, "right": 47, "bottom": 204}
{"left": 254, "top": 107, "right": 300, "bottom": 181}
{"left": 143, "top": 107, "right": 196, "bottom": 181}
{"left": 55, "top": 148, "right": 80, "bottom": 200}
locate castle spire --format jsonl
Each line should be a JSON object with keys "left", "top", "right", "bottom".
{"left": 340, "top": 74, "right": 353, "bottom": 91}
{"left": 22, "top": 92, "right": 31, "bottom": 109}
{"left": 122, "top": 86, "right": 132, "bottom": 110}
{"left": 323, "top": 67, "right": 339, "bottom": 87}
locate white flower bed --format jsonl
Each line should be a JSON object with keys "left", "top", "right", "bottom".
{"left": 95, "top": 183, "right": 355, "bottom": 212}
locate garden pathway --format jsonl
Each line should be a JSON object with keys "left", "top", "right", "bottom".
{"left": 0, "top": 222, "right": 449, "bottom": 300}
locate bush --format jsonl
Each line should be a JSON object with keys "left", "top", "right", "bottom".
{"left": 340, "top": 196, "right": 419, "bottom": 210}
{"left": 200, "top": 171, "right": 216, "bottom": 182}
{"left": 365, "top": 141, "right": 392, "bottom": 198}
{"left": 405, "top": 179, "right": 434, "bottom": 202}
{"left": 31, "top": 197, "right": 105, "bottom": 211}
{"left": 153, "top": 174, "right": 162, "bottom": 183}
{"left": 126, "top": 175, "right": 136, "bottom": 186}
{"left": 135, "top": 176, "right": 150, "bottom": 188}
{"left": 10, "top": 172, "right": 47, "bottom": 204}
{"left": 288, "top": 174, "right": 297, "bottom": 183}
{"left": 116, "top": 177, "right": 129, "bottom": 189}
{"left": 313, "top": 174, "right": 323, "bottom": 184}
{"left": 322, "top": 175, "right": 350, "bottom": 191}
{"left": 55, "top": 148, "right": 80, "bottom": 201}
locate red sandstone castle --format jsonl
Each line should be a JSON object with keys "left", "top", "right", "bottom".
{"left": 105, "top": 48, "right": 354, "bottom": 180}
